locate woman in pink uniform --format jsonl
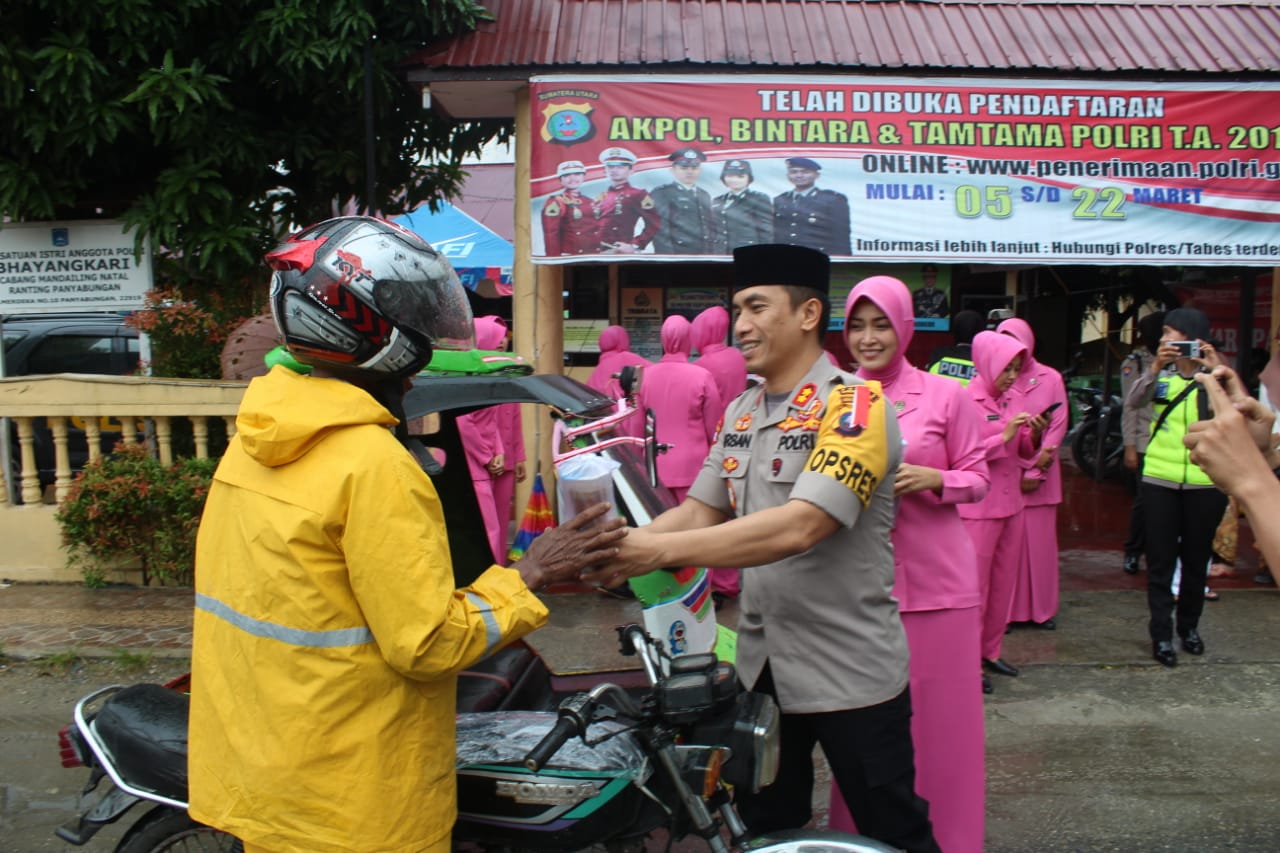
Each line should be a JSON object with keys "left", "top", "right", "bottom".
{"left": 961, "top": 331, "right": 1046, "bottom": 687}
{"left": 827, "top": 276, "right": 990, "bottom": 853}
{"left": 637, "top": 315, "right": 722, "bottom": 501}
{"left": 691, "top": 305, "right": 748, "bottom": 598}
{"left": 691, "top": 305, "right": 748, "bottom": 406}
{"left": 588, "top": 325, "right": 651, "bottom": 437}
{"left": 997, "top": 317, "right": 1069, "bottom": 629}
{"left": 458, "top": 316, "right": 525, "bottom": 564}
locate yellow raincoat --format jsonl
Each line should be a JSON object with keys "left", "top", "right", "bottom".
{"left": 189, "top": 366, "right": 549, "bottom": 852}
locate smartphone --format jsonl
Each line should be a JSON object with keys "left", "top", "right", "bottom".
{"left": 1170, "top": 340, "right": 1201, "bottom": 358}
{"left": 1040, "top": 401, "right": 1062, "bottom": 418}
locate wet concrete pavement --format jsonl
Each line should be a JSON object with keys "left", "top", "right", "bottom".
{"left": 3, "top": 465, "right": 1279, "bottom": 850}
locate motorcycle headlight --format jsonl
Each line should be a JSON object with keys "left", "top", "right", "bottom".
{"left": 719, "top": 691, "right": 780, "bottom": 793}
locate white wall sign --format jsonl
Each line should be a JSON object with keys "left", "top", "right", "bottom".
{"left": 0, "top": 220, "right": 154, "bottom": 315}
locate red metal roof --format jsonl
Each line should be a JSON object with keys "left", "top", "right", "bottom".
{"left": 412, "top": 0, "right": 1280, "bottom": 76}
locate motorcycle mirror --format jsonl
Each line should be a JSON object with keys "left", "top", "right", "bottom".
{"left": 618, "top": 364, "right": 643, "bottom": 398}
{"left": 644, "top": 408, "right": 659, "bottom": 489}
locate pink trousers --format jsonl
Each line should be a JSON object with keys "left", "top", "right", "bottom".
{"left": 828, "top": 607, "right": 985, "bottom": 853}
{"left": 1008, "top": 504, "right": 1060, "bottom": 624}
{"left": 963, "top": 514, "right": 1024, "bottom": 661}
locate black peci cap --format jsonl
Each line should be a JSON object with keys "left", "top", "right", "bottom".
{"left": 732, "top": 244, "right": 830, "bottom": 294}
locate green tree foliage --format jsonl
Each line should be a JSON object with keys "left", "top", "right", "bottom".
{"left": 0, "top": 0, "right": 507, "bottom": 289}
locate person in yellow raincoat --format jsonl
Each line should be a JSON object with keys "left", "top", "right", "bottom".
{"left": 188, "top": 217, "right": 624, "bottom": 853}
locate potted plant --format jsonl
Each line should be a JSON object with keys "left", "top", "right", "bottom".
{"left": 55, "top": 442, "right": 218, "bottom": 587}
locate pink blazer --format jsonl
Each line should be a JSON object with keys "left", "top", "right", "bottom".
{"left": 639, "top": 356, "right": 723, "bottom": 490}
{"left": 958, "top": 332, "right": 1038, "bottom": 521}
{"left": 885, "top": 367, "right": 991, "bottom": 611}
{"left": 996, "top": 318, "right": 1069, "bottom": 507}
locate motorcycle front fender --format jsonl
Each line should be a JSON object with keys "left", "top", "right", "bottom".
{"left": 55, "top": 782, "right": 142, "bottom": 846}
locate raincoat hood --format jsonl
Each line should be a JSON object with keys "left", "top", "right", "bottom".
{"left": 236, "top": 366, "right": 397, "bottom": 468}
{"left": 598, "top": 325, "right": 631, "bottom": 354}
{"left": 845, "top": 276, "right": 913, "bottom": 385}
{"left": 996, "top": 317, "right": 1037, "bottom": 375}
{"left": 473, "top": 315, "right": 508, "bottom": 350}
{"left": 661, "top": 315, "right": 692, "bottom": 358}
{"left": 691, "top": 306, "right": 730, "bottom": 354}
{"left": 972, "top": 330, "right": 1027, "bottom": 399}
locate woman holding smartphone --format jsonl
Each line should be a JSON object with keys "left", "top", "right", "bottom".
{"left": 1122, "top": 306, "right": 1226, "bottom": 667}
{"left": 828, "top": 276, "right": 990, "bottom": 853}
{"left": 997, "top": 317, "right": 1070, "bottom": 630}
{"left": 960, "top": 331, "right": 1047, "bottom": 686}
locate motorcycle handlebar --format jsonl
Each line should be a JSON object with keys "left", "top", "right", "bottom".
{"left": 523, "top": 715, "right": 580, "bottom": 773}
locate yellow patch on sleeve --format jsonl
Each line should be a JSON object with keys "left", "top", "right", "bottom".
{"left": 803, "top": 383, "right": 890, "bottom": 507}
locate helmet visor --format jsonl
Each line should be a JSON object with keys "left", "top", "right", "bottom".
{"left": 373, "top": 256, "right": 475, "bottom": 352}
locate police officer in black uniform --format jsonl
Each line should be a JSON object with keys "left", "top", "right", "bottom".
{"left": 911, "top": 264, "right": 949, "bottom": 318}
{"left": 651, "top": 148, "right": 715, "bottom": 254}
{"left": 773, "top": 157, "right": 851, "bottom": 256}
{"left": 712, "top": 159, "right": 773, "bottom": 253}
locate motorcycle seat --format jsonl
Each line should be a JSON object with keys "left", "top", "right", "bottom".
{"left": 456, "top": 641, "right": 553, "bottom": 713}
{"left": 93, "top": 683, "right": 190, "bottom": 800}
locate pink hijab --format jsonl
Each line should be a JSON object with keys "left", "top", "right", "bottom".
{"left": 473, "top": 315, "right": 508, "bottom": 351}
{"left": 588, "top": 325, "right": 649, "bottom": 396}
{"left": 844, "top": 275, "right": 914, "bottom": 388}
{"left": 691, "top": 306, "right": 730, "bottom": 355}
{"left": 971, "top": 330, "right": 1027, "bottom": 400}
{"left": 660, "top": 315, "right": 692, "bottom": 362}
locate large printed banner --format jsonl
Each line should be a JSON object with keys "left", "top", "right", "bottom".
{"left": 530, "top": 75, "right": 1280, "bottom": 266}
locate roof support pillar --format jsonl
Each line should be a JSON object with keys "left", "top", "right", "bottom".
{"left": 514, "top": 85, "right": 565, "bottom": 521}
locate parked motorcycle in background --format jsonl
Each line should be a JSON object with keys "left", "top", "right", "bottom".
{"left": 1068, "top": 382, "right": 1125, "bottom": 481}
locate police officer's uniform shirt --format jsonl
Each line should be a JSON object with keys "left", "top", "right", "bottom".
{"left": 687, "top": 354, "right": 909, "bottom": 713}
{"left": 1120, "top": 349, "right": 1154, "bottom": 454}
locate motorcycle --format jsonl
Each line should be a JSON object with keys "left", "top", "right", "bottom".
{"left": 54, "top": 353, "right": 890, "bottom": 852}
{"left": 1061, "top": 352, "right": 1125, "bottom": 481}
{"left": 1067, "top": 383, "right": 1125, "bottom": 481}
{"left": 57, "top": 624, "right": 891, "bottom": 853}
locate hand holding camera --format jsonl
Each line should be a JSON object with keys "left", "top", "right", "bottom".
{"left": 1156, "top": 337, "right": 1219, "bottom": 372}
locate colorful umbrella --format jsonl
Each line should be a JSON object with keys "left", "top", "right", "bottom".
{"left": 507, "top": 472, "right": 555, "bottom": 563}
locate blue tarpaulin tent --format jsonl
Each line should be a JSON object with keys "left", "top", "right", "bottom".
{"left": 393, "top": 201, "right": 513, "bottom": 296}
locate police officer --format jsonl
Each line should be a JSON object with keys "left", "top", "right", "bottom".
{"left": 926, "top": 308, "right": 983, "bottom": 386}
{"left": 1120, "top": 310, "right": 1165, "bottom": 573}
{"left": 593, "top": 147, "right": 661, "bottom": 254}
{"left": 541, "top": 160, "right": 598, "bottom": 256}
{"left": 773, "top": 157, "right": 851, "bottom": 256}
{"left": 712, "top": 159, "right": 773, "bottom": 253}
{"left": 585, "top": 244, "right": 941, "bottom": 853}
{"left": 911, "top": 264, "right": 949, "bottom": 318}
{"left": 651, "top": 147, "right": 715, "bottom": 254}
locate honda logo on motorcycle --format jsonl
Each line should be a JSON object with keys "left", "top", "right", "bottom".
{"left": 495, "top": 778, "right": 602, "bottom": 805}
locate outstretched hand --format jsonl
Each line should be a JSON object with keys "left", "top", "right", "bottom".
{"left": 1183, "top": 367, "right": 1279, "bottom": 495}
{"left": 516, "top": 503, "right": 627, "bottom": 591}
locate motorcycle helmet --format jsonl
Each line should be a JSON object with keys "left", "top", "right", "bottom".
{"left": 266, "top": 216, "right": 475, "bottom": 379}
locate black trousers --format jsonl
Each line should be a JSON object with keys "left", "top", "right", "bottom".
{"left": 1123, "top": 453, "right": 1145, "bottom": 558}
{"left": 1142, "top": 482, "right": 1228, "bottom": 642}
{"left": 736, "top": 663, "right": 941, "bottom": 853}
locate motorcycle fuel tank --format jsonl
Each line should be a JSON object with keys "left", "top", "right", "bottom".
{"left": 454, "top": 711, "right": 662, "bottom": 849}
